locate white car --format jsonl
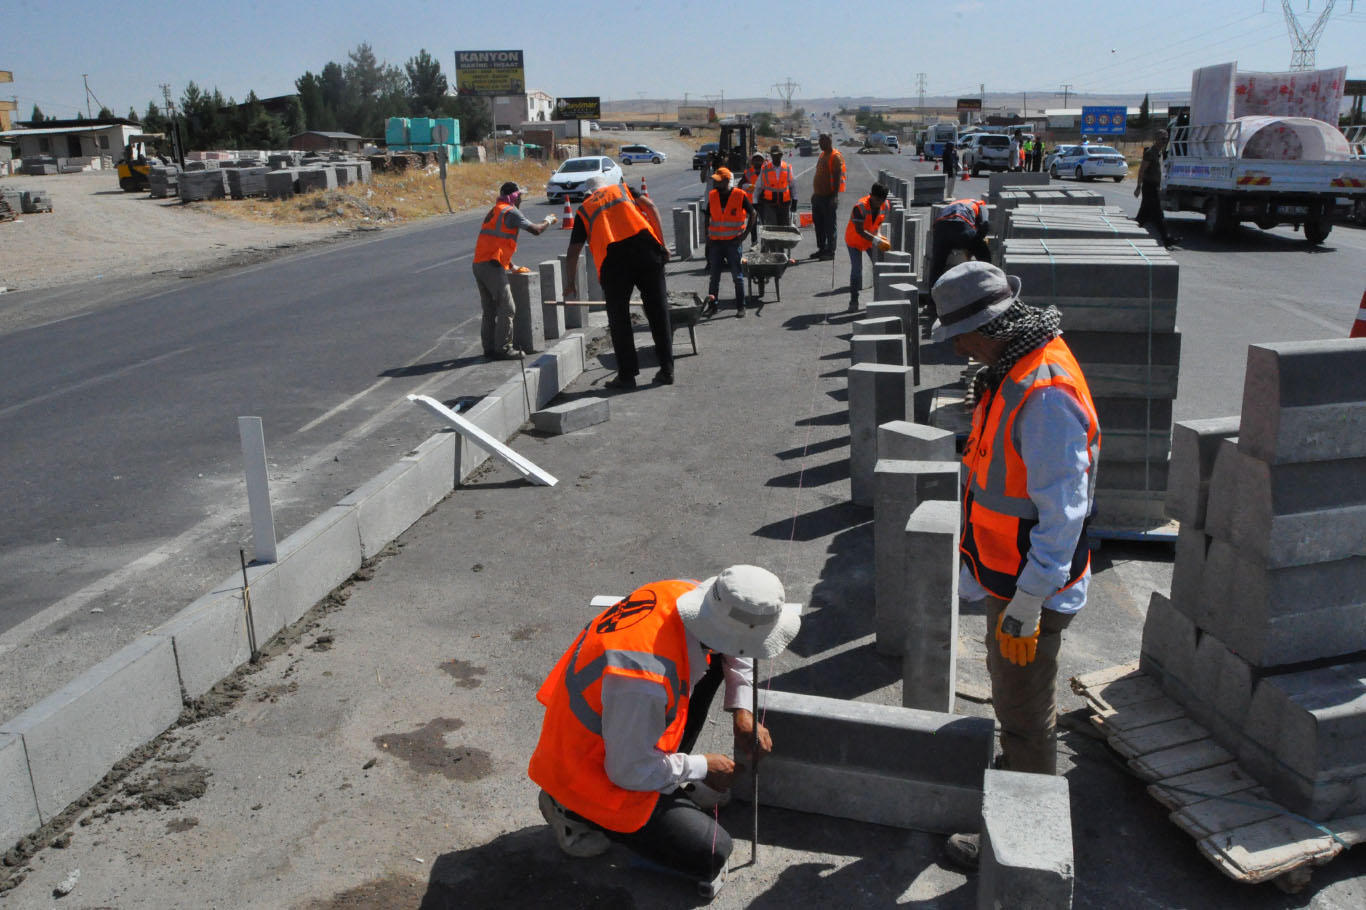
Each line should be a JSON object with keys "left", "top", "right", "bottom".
{"left": 546, "top": 156, "right": 624, "bottom": 203}
{"left": 1042, "top": 144, "right": 1080, "bottom": 174}
{"left": 1050, "top": 145, "right": 1128, "bottom": 182}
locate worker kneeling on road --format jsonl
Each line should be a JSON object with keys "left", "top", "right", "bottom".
{"left": 928, "top": 198, "right": 992, "bottom": 314}
{"left": 929, "top": 262, "right": 1101, "bottom": 871}
{"left": 529, "top": 566, "right": 801, "bottom": 898}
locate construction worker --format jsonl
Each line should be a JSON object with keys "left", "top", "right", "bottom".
{"left": 1134, "top": 129, "right": 1177, "bottom": 249}
{"left": 942, "top": 140, "right": 959, "bottom": 198}
{"left": 809, "top": 133, "right": 846, "bottom": 260}
{"left": 756, "top": 145, "right": 797, "bottom": 228}
{"left": 472, "top": 181, "right": 557, "bottom": 359}
{"left": 529, "top": 566, "right": 801, "bottom": 899}
{"left": 929, "top": 262, "right": 1101, "bottom": 871}
{"left": 741, "top": 153, "right": 766, "bottom": 244}
{"left": 928, "top": 198, "right": 992, "bottom": 307}
{"left": 844, "top": 182, "right": 892, "bottom": 312}
{"left": 564, "top": 175, "right": 674, "bottom": 389}
{"left": 1010, "top": 130, "right": 1023, "bottom": 172}
{"left": 702, "top": 167, "right": 754, "bottom": 319}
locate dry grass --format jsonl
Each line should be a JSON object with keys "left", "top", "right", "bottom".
{"left": 197, "top": 159, "right": 557, "bottom": 228}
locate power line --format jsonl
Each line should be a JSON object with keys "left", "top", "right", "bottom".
{"left": 1281, "top": 0, "right": 1340, "bottom": 70}
{"left": 771, "top": 77, "right": 799, "bottom": 114}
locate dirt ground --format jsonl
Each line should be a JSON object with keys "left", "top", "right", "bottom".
{"left": 0, "top": 172, "right": 346, "bottom": 294}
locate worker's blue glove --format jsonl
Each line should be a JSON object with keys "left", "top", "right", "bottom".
{"left": 996, "top": 590, "right": 1045, "bottom": 667}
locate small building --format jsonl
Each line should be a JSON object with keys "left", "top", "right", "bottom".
{"left": 491, "top": 90, "right": 555, "bottom": 131}
{"left": 288, "top": 130, "right": 363, "bottom": 153}
{"left": 0, "top": 118, "right": 141, "bottom": 162}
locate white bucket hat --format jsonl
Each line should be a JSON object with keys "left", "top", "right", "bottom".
{"left": 675, "top": 565, "right": 801, "bottom": 659}
{"left": 930, "top": 261, "right": 1022, "bottom": 343}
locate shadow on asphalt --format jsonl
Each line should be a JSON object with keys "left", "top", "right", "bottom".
{"left": 753, "top": 501, "right": 868, "bottom": 544}
{"left": 774, "top": 434, "right": 850, "bottom": 460}
{"left": 795, "top": 409, "right": 848, "bottom": 427}
{"left": 1163, "top": 223, "right": 1338, "bottom": 255}
{"left": 381, "top": 354, "right": 488, "bottom": 377}
{"left": 765, "top": 456, "right": 850, "bottom": 490}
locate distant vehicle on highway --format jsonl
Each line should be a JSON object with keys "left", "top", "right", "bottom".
{"left": 923, "top": 122, "right": 958, "bottom": 158}
{"left": 960, "top": 133, "right": 1013, "bottom": 174}
{"left": 693, "top": 142, "right": 719, "bottom": 170}
{"left": 1042, "top": 144, "right": 1080, "bottom": 174}
{"left": 546, "top": 156, "right": 624, "bottom": 203}
{"left": 679, "top": 126, "right": 692, "bottom": 136}
{"left": 619, "top": 144, "right": 666, "bottom": 165}
{"left": 1051, "top": 145, "right": 1127, "bottom": 181}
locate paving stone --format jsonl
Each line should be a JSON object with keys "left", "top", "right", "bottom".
{"left": 1003, "top": 253, "right": 1179, "bottom": 333}
{"left": 1168, "top": 525, "right": 1210, "bottom": 622}
{"left": 1204, "top": 442, "right": 1366, "bottom": 568}
{"left": 157, "top": 588, "right": 252, "bottom": 700}
{"left": 672, "top": 207, "right": 694, "bottom": 260}
{"left": 1, "top": 732, "right": 40, "bottom": 848}
{"left": 874, "top": 268, "right": 915, "bottom": 303}
{"left": 853, "top": 316, "right": 903, "bottom": 337}
{"left": 899, "top": 499, "right": 961, "bottom": 712}
{"left": 509, "top": 268, "right": 543, "bottom": 354}
{"left": 1238, "top": 339, "right": 1366, "bottom": 464}
{"left": 979, "top": 770, "right": 1074, "bottom": 910}
{"left": 1199, "top": 540, "right": 1366, "bottom": 666}
{"left": 735, "top": 689, "right": 994, "bottom": 833}
{"left": 272, "top": 506, "right": 363, "bottom": 628}
{"left": 1164, "top": 417, "right": 1240, "bottom": 527}
{"left": 851, "top": 333, "right": 906, "bottom": 366}
{"left": 1063, "top": 330, "right": 1181, "bottom": 399}
{"left": 877, "top": 420, "right": 957, "bottom": 462}
{"left": 0, "top": 636, "right": 183, "bottom": 823}
{"left": 1090, "top": 397, "right": 1172, "bottom": 461}
{"left": 531, "top": 396, "right": 610, "bottom": 435}
{"left": 874, "top": 463, "right": 959, "bottom": 657}
{"left": 849, "top": 364, "right": 913, "bottom": 507}
{"left": 538, "top": 260, "right": 564, "bottom": 339}
{"left": 1139, "top": 593, "right": 1200, "bottom": 708}
{"left": 338, "top": 446, "right": 448, "bottom": 560}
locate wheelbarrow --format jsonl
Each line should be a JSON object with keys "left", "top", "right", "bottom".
{"left": 741, "top": 251, "right": 790, "bottom": 303}
{"left": 664, "top": 291, "right": 702, "bottom": 355}
{"left": 756, "top": 225, "right": 802, "bottom": 256}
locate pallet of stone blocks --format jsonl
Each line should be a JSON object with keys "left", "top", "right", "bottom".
{"left": 1003, "top": 205, "right": 1149, "bottom": 241}
{"left": 1003, "top": 237, "right": 1179, "bottom": 537}
{"left": 1072, "top": 662, "right": 1366, "bottom": 890}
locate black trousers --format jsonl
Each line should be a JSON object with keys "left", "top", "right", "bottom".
{"left": 1135, "top": 182, "right": 1170, "bottom": 242}
{"left": 597, "top": 660, "right": 731, "bottom": 881}
{"left": 600, "top": 240, "right": 673, "bottom": 378}
{"left": 930, "top": 221, "right": 993, "bottom": 289}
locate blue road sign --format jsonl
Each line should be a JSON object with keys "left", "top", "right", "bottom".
{"left": 1080, "top": 106, "right": 1127, "bottom": 135}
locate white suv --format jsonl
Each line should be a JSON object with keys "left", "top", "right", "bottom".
{"left": 961, "top": 134, "right": 1013, "bottom": 175}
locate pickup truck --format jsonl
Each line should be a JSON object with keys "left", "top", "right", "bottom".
{"left": 962, "top": 133, "right": 1013, "bottom": 175}
{"left": 1162, "top": 118, "right": 1366, "bottom": 244}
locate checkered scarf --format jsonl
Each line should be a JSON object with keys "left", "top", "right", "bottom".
{"left": 969, "top": 301, "right": 1063, "bottom": 404}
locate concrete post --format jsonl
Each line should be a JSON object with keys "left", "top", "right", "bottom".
{"left": 849, "top": 363, "right": 913, "bottom": 506}
{"left": 673, "top": 208, "right": 694, "bottom": 261}
{"left": 874, "top": 267, "right": 915, "bottom": 303}
{"left": 851, "top": 334, "right": 907, "bottom": 367}
{"left": 878, "top": 420, "right": 956, "bottom": 462}
{"left": 900, "top": 499, "right": 961, "bottom": 712}
{"left": 873, "top": 461, "right": 959, "bottom": 659}
{"left": 585, "top": 249, "right": 603, "bottom": 301}
{"left": 538, "top": 260, "right": 563, "bottom": 341}
{"left": 558, "top": 253, "right": 587, "bottom": 329}
{"left": 508, "top": 269, "right": 543, "bottom": 354}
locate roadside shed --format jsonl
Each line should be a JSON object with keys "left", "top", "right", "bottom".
{"left": 289, "top": 131, "right": 363, "bottom": 153}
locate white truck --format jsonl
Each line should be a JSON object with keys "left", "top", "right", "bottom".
{"left": 1161, "top": 117, "right": 1366, "bottom": 244}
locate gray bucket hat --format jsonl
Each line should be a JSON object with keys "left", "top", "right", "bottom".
{"left": 929, "top": 261, "right": 1023, "bottom": 343}
{"left": 675, "top": 565, "right": 801, "bottom": 659}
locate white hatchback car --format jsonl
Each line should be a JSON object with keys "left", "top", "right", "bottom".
{"left": 546, "top": 156, "right": 624, "bottom": 203}
{"left": 1050, "top": 145, "right": 1128, "bottom": 182}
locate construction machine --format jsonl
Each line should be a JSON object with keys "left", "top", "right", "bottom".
{"left": 116, "top": 133, "right": 167, "bottom": 192}
{"left": 700, "top": 117, "right": 757, "bottom": 183}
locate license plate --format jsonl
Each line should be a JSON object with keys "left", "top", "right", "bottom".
{"left": 1279, "top": 205, "right": 1308, "bottom": 215}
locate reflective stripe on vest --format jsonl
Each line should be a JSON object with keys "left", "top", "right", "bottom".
{"left": 759, "top": 161, "right": 792, "bottom": 203}
{"left": 474, "top": 201, "right": 519, "bottom": 268}
{"left": 744, "top": 166, "right": 762, "bottom": 201}
{"left": 579, "top": 183, "right": 661, "bottom": 278}
{"left": 844, "top": 195, "right": 885, "bottom": 251}
{"left": 959, "top": 337, "right": 1101, "bottom": 599}
{"left": 937, "top": 199, "right": 985, "bottom": 228}
{"left": 708, "top": 187, "right": 749, "bottom": 241}
{"left": 528, "top": 579, "right": 698, "bottom": 833}
{"left": 833, "top": 150, "right": 846, "bottom": 193}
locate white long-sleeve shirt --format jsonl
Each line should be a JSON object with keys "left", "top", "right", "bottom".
{"left": 599, "top": 634, "right": 753, "bottom": 793}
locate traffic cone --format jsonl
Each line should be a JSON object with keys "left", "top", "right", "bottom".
{"left": 561, "top": 196, "right": 573, "bottom": 230}
{"left": 933, "top": 162, "right": 940, "bottom": 171}
{"left": 640, "top": 177, "right": 649, "bottom": 196}
{"left": 1351, "top": 288, "right": 1366, "bottom": 338}
{"left": 961, "top": 170, "right": 970, "bottom": 182}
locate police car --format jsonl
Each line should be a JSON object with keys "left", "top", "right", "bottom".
{"left": 619, "top": 145, "right": 666, "bottom": 165}
{"left": 1050, "top": 145, "right": 1128, "bottom": 182}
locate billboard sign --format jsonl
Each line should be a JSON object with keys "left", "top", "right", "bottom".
{"left": 1081, "top": 105, "right": 1127, "bottom": 135}
{"left": 558, "top": 96, "right": 601, "bottom": 120}
{"left": 956, "top": 98, "right": 982, "bottom": 111}
{"left": 1345, "top": 79, "right": 1366, "bottom": 97}
{"left": 455, "top": 50, "right": 525, "bottom": 97}
{"left": 678, "top": 104, "right": 714, "bottom": 125}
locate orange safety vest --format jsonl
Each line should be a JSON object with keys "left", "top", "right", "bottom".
{"left": 743, "top": 165, "right": 763, "bottom": 202}
{"left": 473, "top": 201, "right": 520, "bottom": 268}
{"left": 708, "top": 186, "right": 749, "bottom": 241}
{"left": 578, "top": 183, "right": 663, "bottom": 278}
{"left": 819, "top": 148, "right": 847, "bottom": 194}
{"left": 936, "top": 198, "right": 986, "bottom": 229}
{"left": 844, "top": 195, "right": 886, "bottom": 251}
{"left": 758, "top": 160, "right": 793, "bottom": 204}
{"left": 960, "top": 337, "right": 1101, "bottom": 600}
{"left": 528, "top": 580, "right": 700, "bottom": 833}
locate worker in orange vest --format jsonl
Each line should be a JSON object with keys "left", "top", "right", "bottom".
{"left": 929, "top": 198, "right": 992, "bottom": 305}
{"left": 810, "top": 132, "right": 847, "bottom": 260}
{"left": 472, "top": 181, "right": 557, "bottom": 359}
{"left": 564, "top": 175, "right": 673, "bottom": 388}
{"left": 740, "top": 152, "right": 766, "bottom": 244}
{"left": 844, "top": 182, "right": 892, "bottom": 311}
{"left": 529, "top": 565, "right": 800, "bottom": 899}
{"left": 756, "top": 145, "right": 797, "bottom": 228}
{"left": 928, "top": 262, "right": 1101, "bottom": 872}
{"left": 702, "top": 167, "right": 754, "bottom": 318}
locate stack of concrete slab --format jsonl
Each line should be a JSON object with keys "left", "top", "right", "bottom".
{"left": 19, "top": 189, "right": 53, "bottom": 213}
{"left": 986, "top": 172, "right": 1050, "bottom": 204}
{"left": 265, "top": 169, "right": 297, "bottom": 200}
{"left": 178, "top": 169, "right": 228, "bottom": 201}
{"left": 1003, "top": 206, "right": 1147, "bottom": 241}
{"left": 1002, "top": 237, "right": 1179, "bottom": 529}
{"left": 1143, "top": 338, "right": 1366, "bottom": 820}
{"left": 267, "top": 152, "right": 302, "bottom": 169}
{"left": 911, "top": 173, "right": 946, "bottom": 206}
{"left": 147, "top": 165, "right": 180, "bottom": 199}
{"left": 21, "top": 156, "right": 58, "bottom": 175}
{"left": 297, "top": 167, "right": 338, "bottom": 193}
{"left": 989, "top": 187, "right": 1106, "bottom": 237}
{"left": 181, "top": 160, "right": 220, "bottom": 172}
{"left": 226, "top": 166, "right": 269, "bottom": 199}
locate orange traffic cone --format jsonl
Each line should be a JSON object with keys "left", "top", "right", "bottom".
{"left": 961, "top": 170, "right": 970, "bottom": 182}
{"left": 561, "top": 196, "right": 573, "bottom": 230}
{"left": 640, "top": 177, "right": 649, "bottom": 196}
{"left": 1351, "top": 288, "right": 1366, "bottom": 338}
{"left": 933, "top": 162, "right": 940, "bottom": 171}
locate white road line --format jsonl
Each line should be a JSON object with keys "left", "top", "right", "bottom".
{"left": 414, "top": 252, "right": 473, "bottom": 274}
{"left": 0, "top": 346, "right": 195, "bottom": 420}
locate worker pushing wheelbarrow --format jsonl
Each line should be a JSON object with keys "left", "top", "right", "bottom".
{"left": 742, "top": 225, "right": 801, "bottom": 305}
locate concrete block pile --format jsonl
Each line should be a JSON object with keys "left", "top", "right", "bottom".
{"left": 148, "top": 165, "right": 179, "bottom": 198}
{"left": 178, "top": 169, "right": 228, "bottom": 202}
{"left": 912, "top": 173, "right": 946, "bottom": 206}
{"left": 1003, "top": 237, "right": 1179, "bottom": 529}
{"left": 19, "top": 189, "right": 53, "bottom": 214}
{"left": 226, "top": 166, "right": 269, "bottom": 199}
{"left": 989, "top": 187, "right": 1106, "bottom": 237}
{"left": 1002, "top": 205, "right": 1148, "bottom": 242}
{"left": 1142, "top": 338, "right": 1366, "bottom": 820}
{"left": 986, "top": 171, "right": 1050, "bottom": 203}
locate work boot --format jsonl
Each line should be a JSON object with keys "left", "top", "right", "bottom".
{"left": 735, "top": 300, "right": 745, "bottom": 318}
{"left": 652, "top": 369, "right": 674, "bottom": 385}
{"left": 605, "top": 374, "right": 637, "bottom": 390}
{"left": 847, "top": 295, "right": 860, "bottom": 313}
{"left": 944, "top": 832, "right": 980, "bottom": 871}
{"left": 701, "top": 295, "right": 718, "bottom": 318}
{"left": 538, "top": 790, "right": 610, "bottom": 858}
{"left": 491, "top": 347, "right": 525, "bottom": 361}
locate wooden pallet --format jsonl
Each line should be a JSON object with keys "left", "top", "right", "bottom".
{"left": 1070, "top": 662, "right": 1366, "bottom": 893}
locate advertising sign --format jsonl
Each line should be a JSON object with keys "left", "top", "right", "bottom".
{"left": 455, "top": 50, "right": 525, "bottom": 97}
{"left": 1081, "top": 105, "right": 1127, "bottom": 135}
{"left": 1345, "top": 80, "right": 1366, "bottom": 97}
{"left": 558, "top": 96, "right": 601, "bottom": 120}
{"left": 956, "top": 98, "right": 982, "bottom": 111}
{"left": 678, "top": 105, "right": 714, "bottom": 125}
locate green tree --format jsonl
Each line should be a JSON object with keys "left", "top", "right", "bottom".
{"left": 1135, "top": 93, "right": 1151, "bottom": 129}
{"left": 142, "top": 101, "right": 169, "bottom": 135}
{"left": 280, "top": 95, "right": 306, "bottom": 137}
{"left": 29, "top": 104, "right": 45, "bottom": 122}
{"left": 319, "top": 62, "right": 349, "bottom": 129}
{"left": 243, "top": 110, "right": 288, "bottom": 149}
{"left": 127, "top": 106, "right": 140, "bottom": 123}
{"left": 296, "top": 71, "right": 330, "bottom": 131}
{"left": 753, "top": 112, "right": 778, "bottom": 138}
{"left": 97, "top": 105, "right": 116, "bottom": 120}
{"left": 405, "top": 49, "right": 447, "bottom": 116}
{"left": 438, "top": 94, "right": 490, "bottom": 142}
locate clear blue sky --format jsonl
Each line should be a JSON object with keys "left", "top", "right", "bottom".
{"left": 7, "top": 0, "right": 1364, "bottom": 119}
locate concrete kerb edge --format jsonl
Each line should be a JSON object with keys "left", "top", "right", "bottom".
{"left": 0, "top": 330, "right": 599, "bottom": 852}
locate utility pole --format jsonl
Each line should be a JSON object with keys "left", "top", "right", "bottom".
{"left": 83, "top": 73, "right": 92, "bottom": 117}
{"left": 1059, "top": 83, "right": 1073, "bottom": 107}
{"left": 772, "top": 77, "right": 800, "bottom": 115}
{"left": 1280, "top": 0, "right": 1343, "bottom": 71}
{"left": 916, "top": 72, "right": 927, "bottom": 116}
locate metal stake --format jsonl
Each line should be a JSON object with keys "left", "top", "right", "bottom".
{"left": 239, "top": 549, "right": 260, "bottom": 663}
{"left": 751, "top": 657, "right": 760, "bottom": 864}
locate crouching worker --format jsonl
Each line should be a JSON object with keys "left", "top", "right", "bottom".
{"left": 528, "top": 566, "right": 801, "bottom": 899}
